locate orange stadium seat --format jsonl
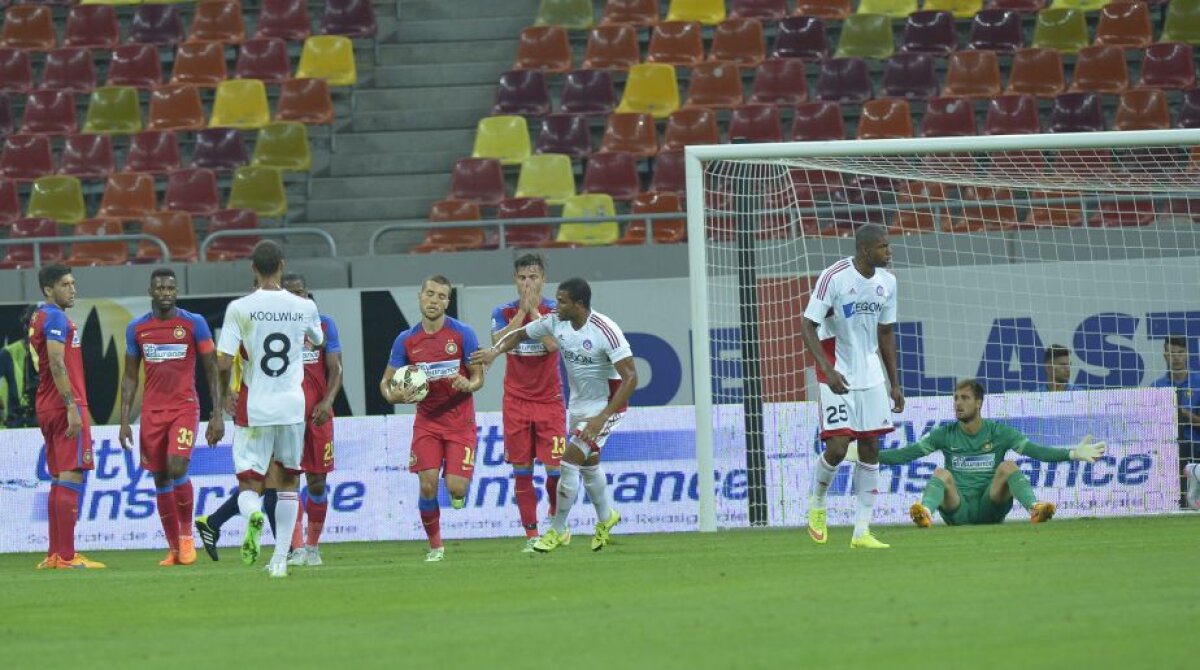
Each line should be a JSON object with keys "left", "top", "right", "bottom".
{"left": 147, "top": 85, "right": 207, "bottom": 131}
{"left": 136, "top": 211, "right": 198, "bottom": 263}
{"left": 599, "top": 112, "right": 659, "bottom": 158}
{"left": 2, "top": 6, "right": 56, "bottom": 51}
{"left": 411, "top": 199, "right": 486, "bottom": 253}
{"left": 66, "top": 218, "right": 128, "bottom": 267}
{"left": 1005, "top": 48, "right": 1065, "bottom": 97}
{"left": 662, "top": 107, "right": 720, "bottom": 151}
{"left": 514, "top": 26, "right": 573, "bottom": 73}
{"left": 1069, "top": 45, "right": 1129, "bottom": 93}
{"left": 188, "top": 1, "right": 247, "bottom": 45}
{"left": 1094, "top": 2, "right": 1152, "bottom": 47}
{"left": 275, "top": 78, "right": 335, "bottom": 125}
{"left": 942, "top": 50, "right": 1001, "bottom": 98}
{"left": 684, "top": 61, "right": 744, "bottom": 107}
{"left": 856, "top": 98, "right": 913, "bottom": 139}
{"left": 583, "top": 24, "right": 641, "bottom": 70}
{"left": 618, "top": 191, "right": 685, "bottom": 244}
{"left": 795, "top": 0, "right": 852, "bottom": 19}
{"left": 710, "top": 18, "right": 766, "bottom": 68}
{"left": 602, "top": 0, "right": 661, "bottom": 26}
{"left": 171, "top": 42, "right": 229, "bottom": 88}
{"left": 647, "top": 21, "right": 705, "bottom": 65}
{"left": 98, "top": 172, "right": 157, "bottom": 218}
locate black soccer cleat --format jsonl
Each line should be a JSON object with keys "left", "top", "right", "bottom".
{"left": 195, "top": 515, "right": 220, "bottom": 561}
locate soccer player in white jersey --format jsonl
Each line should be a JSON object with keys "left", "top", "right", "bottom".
{"left": 215, "top": 241, "right": 324, "bottom": 577}
{"left": 799, "top": 224, "right": 904, "bottom": 549}
{"left": 473, "top": 278, "right": 637, "bottom": 553}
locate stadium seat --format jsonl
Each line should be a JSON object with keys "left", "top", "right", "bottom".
{"left": 21, "top": 90, "right": 76, "bottom": 135}
{"left": 770, "top": 16, "right": 829, "bottom": 60}
{"left": 857, "top": 98, "right": 913, "bottom": 139}
{"left": 192, "top": 128, "right": 248, "bottom": 173}
{"left": 792, "top": 100, "right": 846, "bottom": 140}
{"left": 0, "top": 218, "right": 61, "bottom": 269}
{"left": 750, "top": 58, "right": 809, "bottom": 105}
{"left": 236, "top": 38, "right": 291, "bottom": 84}
{"left": 535, "top": 113, "right": 592, "bottom": 158}
{"left": 41, "top": 48, "right": 96, "bottom": 94}
{"left": 448, "top": 158, "right": 506, "bottom": 205}
{"left": 0, "top": 96, "right": 11, "bottom": 137}
{"left": 710, "top": 18, "right": 766, "bottom": 68}
{"left": 0, "top": 49, "right": 33, "bottom": 94}
{"left": 730, "top": 0, "right": 787, "bottom": 19}
{"left": 147, "top": 85, "right": 206, "bottom": 131}
{"left": 171, "top": 42, "right": 228, "bottom": 88}
{"left": 125, "top": 130, "right": 181, "bottom": 174}
{"left": 83, "top": 86, "right": 142, "bottom": 134}
{"left": 256, "top": 0, "right": 312, "bottom": 42}
{"left": 0, "top": 178, "right": 19, "bottom": 226}
{"left": 921, "top": 97, "right": 977, "bottom": 136}
{"left": 889, "top": 181, "right": 946, "bottom": 234}
{"left": 134, "top": 210, "right": 197, "bottom": 263}
{"left": 948, "top": 186, "right": 1019, "bottom": 231}
{"left": 228, "top": 166, "right": 287, "bottom": 218}
{"left": 59, "top": 133, "right": 114, "bottom": 179}
{"left": 795, "top": 0, "right": 852, "bottom": 19}
{"left": 728, "top": 103, "right": 783, "bottom": 142}
{"left": 582, "top": 25, "right": 641, "bottom": 70}
{"left": 65, "top": 218, "right": 127, "bottom": 267}
{"left": 582, "top": 151, "right": 640, "bottom": 200}
{"left": 1019, "top": 187, "right": 1085, "bottom": 229}
{"left": 555, "top": 193, "right": 620, "bottom": 246}
{"left": 410, "top": 200, "right": 486, "bottom": 254}
{"left": 559, "top": 69, "right": 617, "bottom": 115}
{"left": 857, "top": 0, "right": 918, "bottom": 16}
{"left": 2, "top": 6, "right": 56, "bottom": 51}
{"left": 665, "top": 0, "right": 725, "bottom": 24}
{"left": 1113, "top": 88, "right": 1170, "bottom": 130}
{"left": 1032, "top": 8, "right": 1089, "bottom": 53}
{"left": 535, "top": 0, "right": 595, "bottom": 29}
{"left": 881, "top": 53, "right": 939, "bottom": 100}
{"left": 0, "top": 134, "right": 54, "bottom": 181}
{"left": 649, "top": 148, "right": 684, "bottom": 193}
{"left": 252, "top": 122, "right": 311, "bottom": 172}
{"left": 188, "top": 1, "right": 246, "bottom": 44}
{"left": 599, "top": 112, "right": 659, "bottom": 157}
{"left": 616, "top": 63, "right": 680, "bottom": 118}
{"left": 601, "top": 0, "right": 661, "bottom": 26}
{"left": 515, "top": 26, "right": 573, "bottom": 73}
{"left": 210, "top": 79, "right": 271, "bottom": 129}
{"left": 967, "top": 9, "right": 1024, "bottom": 52}
{"left": 924, "top": 0, "right": 982, "bottom": 18}
{"left": 1138, "top": 43, "right": 1196, "bottom": 90}
{"left": 662, "top": 107, "right": 720, "bottom": 150}
{"left": 496, "top": 197, "right": 553, "bottom": 248}
{"left": 684, "top": 61, "right": 744, "bottom": 107}
{"left": 514, "top": 153, "right": 575, "bottom": 204}
{"left": 130, "top": 5, "right": 186, "bottom": 47}
{"left": 1162, "top": 0, "right": 1200, "bottom": 44}
{"left": 64, "top": 5, "right": 119, "bottom": 49}
{"left": 204, "top": 208, "right": 260, "bottom": 261}
{"left": 165, "top": 167, "right": 220, "bottom": 214}
{"left": 296, "top": 36, "right": 357, "bottom": 86}
{"left": 1094, "top": 2, "right": 1152, "bottom": 47}
{"left": 1050, "top": 0, "right": 1109, "bottom": 10}
{"left": 492, "top": 70, "right": 552, "bottom": 116}
{"left": 472, "top": 115, "right": 531, "bottom": 166}
{"left": 1049, "top": 91, "right": 1105, "bottom": 131}
{"left": 835, "top": 14, "right": 895, "bottom": 60}
{"left": 942, "top": 50, "right": 1001, "bottom": 98}
{"left": 990, "top": 0, "right": 1047, "bottom": 10}
{"left": 647, "top": 21, "right": 705, "bottom": 65}
{"left": 1005, "top": 47, "right": 1065, "bottom": 97}
{"left": 275, "top": 78, "right": 335, "bottom": 125}
{"left": 618, "top": 191, "right": 685, "bottom": 244}
{"left": 900, "top": 11, "right": 957, "bottom": 55}
{"left": 28, "top": 175, "right": 85, "bottom": 224}
{"left": 321, "top": 0, "right": 378, "bottom": 39}
{"left": 1070, "top": 45, "right": 1129, "bottom": 93}
{"left": 984, "top": 94, "right": 1042, "bottom": 134}
{"left": 107, "top": 44, "right": 163, "bottom": 89}
{"left": 813, "top": 57, "right": 872, "bottom": 104}
{"left": 98, "top": 171, "right": 156, "bottom": 218}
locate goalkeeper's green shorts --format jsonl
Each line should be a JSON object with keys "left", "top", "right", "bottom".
{"left": 939, "top": 488, "right": 1014, "bottom": 526}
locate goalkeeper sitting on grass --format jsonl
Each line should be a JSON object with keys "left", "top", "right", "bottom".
{"left": 875, "top": 378, "right": 1106, "bottom": 527}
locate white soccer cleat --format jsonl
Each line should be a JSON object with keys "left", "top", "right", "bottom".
{"left": 305, "top": 546, "right": 323, "bottom": 566}
{"left": 267, "top": 560, "right": 289, "bottom": 578}
{"left": 286, "top": 548, "right": 308, "bottom": 567}
{"left": 522, "top": 538, "right": 538, "bottom": 554}
{"left": 425, "top": 547, "right": 445, "bottom": 562}
{"left": 1186, "top": 464, "right": 1200, "bottom": 510}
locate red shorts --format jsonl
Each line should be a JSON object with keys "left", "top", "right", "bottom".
{"left": 39, "top": 406, "right": 94, "bottom": 477}
{"left": 139, "top": 408, "right": 200, "bottom": 473}
{"left": 503, "top": 396, "right": 566, "bottom": 466}
{"left": 302, "top": 416, "right": 335, "bottom": 473}
{"left": 408, "top": 426, "right": 476, "bottom": 479}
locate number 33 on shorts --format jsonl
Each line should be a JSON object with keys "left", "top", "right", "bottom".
{"left": 176, "top": 427, "right": 195, "bottom": 450}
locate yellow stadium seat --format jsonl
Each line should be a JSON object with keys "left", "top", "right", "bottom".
{"left": 665, "top": 0, "right": 726, "bottom": 25}
{"left": 514, "top": 154, "right": 575, "bottom": 205}
{"left": 27, "top": 176, "right": 86, "bottom": 225}
{"left": 1162, "top": 0, "right": 1200, "bottom": 45}
{"left": 251, "top": 122, "right": 311, "bottom": 172}
{"left": 209, "top": 79, "right": 271, "bottom": 130}
{"left": 1050, "top": 0, "right": 1109, "bottom": 12}
{"left": 471, "top": 116, "right": 531, "bottom": 166}
{"left": 921, "top": 0, "right": 982, "bottom": 19}
{"left": 857, "top": 0, "right": 918, "bottom": 17}
{"left": 296, "top": 36, "right": 357, "bottom": 87}
{"left": 81, "top": 0, "right": 143, "bottom": 6}
{"left": 557, "top": 193, "right": 619, "bottom": 246}
{"left": 82, "top": 86, "right": 142, "bottom": 135}
{"left": 616, "top": 63, "right": 680, "bottom": 119}
{"left": 534, "top": 0, "right": 594, "bottom": 29}
{"left": 834, "top": 14, "right": 895, "bottom": 59}
{"left": 228, "top": 166, "right": 287, "bottom": 218}
{"left": 1032, "top": 8, "right": 1090, "bottom": 53}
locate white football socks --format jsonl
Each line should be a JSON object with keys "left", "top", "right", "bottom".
{"left": 809, "top": 454, "right": 838, "bottom": 509}
{"left": 852, "top": 462, "right": 879, "bottom": 539}
{"left": 580, "top": 464, "right": 612, "bottom": 523}
{"left": 550, "top": 462, "right": 580, "bottom": 534}
{"left": 237, "top": 489, "right": 262, "bottom": 518}
{"left": 272, "top": 491, "right": 299, "bottom": 564}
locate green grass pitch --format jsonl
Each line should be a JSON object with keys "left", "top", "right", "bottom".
{"left": 1, "top": 516, "right": 1192, "bottom": 670}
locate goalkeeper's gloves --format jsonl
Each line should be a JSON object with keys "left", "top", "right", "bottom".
{"left": 1069, "top": 435, "right": 1107, "bottom": 463}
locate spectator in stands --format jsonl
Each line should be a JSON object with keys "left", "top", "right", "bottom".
{"left": 0, "top": 304, "right": 39, "bottom": 428}
{"left": 1038, "top": 344, "right": 1077, "bottom": 392}
{"left": 1150, "top": 335, "right": 1200, "bottom": 508}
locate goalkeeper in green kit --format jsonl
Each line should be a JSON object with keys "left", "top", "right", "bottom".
{"left": 878, "top": 379, "right": 1107, "bottom": 527}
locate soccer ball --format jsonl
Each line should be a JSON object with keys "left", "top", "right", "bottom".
{"left": 391, "top": 365, "right": 429, "bottom": 402}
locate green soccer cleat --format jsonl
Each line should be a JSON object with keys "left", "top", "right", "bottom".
{"left": 807, "top": 507, "right": 828, "bottom": 544}
{"left": 195, "top": 515, "right": 220, "bottom": 562}
{"left": 591, "top": 509, "right": 621, "bottom": 551}
{"left": 532, "top": 529, "right": 565, "bottom": 553}
{"left": 850, "top": 532, "right": 890, "bottom": 549}
{"left": 450, "top": 496, "right": 466, "bottom": 510}
{"left": 241, "top": 511, "right": 265, "bottom": 566}
{"left": 425, "top": 547, "right": 445, "bottom": 562}
{"left": 522, "top": 537, "right": 538, "bottom": 554}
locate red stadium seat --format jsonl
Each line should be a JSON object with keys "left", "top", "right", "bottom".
{"left": 235, "top": 38, "right": 292, "bottom": 84}
{"left": 20, "top": 89, "right": 77, "bottom": 135}
{"left": 857, "top": 98, "right": 913, "bottom": 139}
{"left": 171, "top": 42, "right": 228, "bottom": 88}
{"left": 130, "top": 5, "right": 186, "bottom": 47}
{"left": 321, "top": 0, "right": 379, "bottom": 39}
{"left": 1094, "top": 2, "right": 1152, "bottom": 48}
{"left": 147, "top": 85, "right": 207, "bottom": 132}
{"left": 921, "top": 97, "right": 977, "bottom": 137}
{"left": 602, "top": 0, "right": 661, "bottom": 26}
{"left": 1138, "top": 43, "right": 1196, "bottom": 90}
{"left": 64, "top": 5, "right": 119, "bottom": 50}
{"left": 136, "top": 211, "right": 198, "bottom": 263}
{"left": 984, "top": 94, "right": 1041, "bottom": 134}
{"left": 275, "top": 78, "right": 335, "bottom": 125}
{"left": 188, "top": 1, "right": 247, "bottom": 45}
{"left": 649, "top": 148, "right": 685, "bottom": 193}
{"left": 98, "top": 172, "right": 157, "bottom": 218}
{"left": 2, "top": 6, "right": 56, "bottom": 51}
{"left": 942, "top": 50, "right": 1001, "bottom": 98}
{"left": 0, "top": 134, "right": 53, "bottom": 181}
{"left": 514, "top": 26, "right": 573, "bottom": 73}
{"left": 1006, "top": 47, "right": 1065, "bottom": 98}
{"left": 582, "top": 151, "right": 641, "bottom": 200}
{"left": 599, "top": 112, "right": 659, "bottom": 157}
{"left": 794, "top": 0, "right": 851, "bottom": 20}
{"left": 496, "top": 197, "right": 553, "bottom": 248}
{"left": 618, "top": 191, "right": 686, "bottom": 244}
{"left": 125, "top": 131, "right": 181, "bottom": 175}
{"left": 0, "top": 218, "right": 60, "bottom": 269}
{"left": 749, "top": 58, "right": 809, "bottom": 106}
{"left": 449, "top": 158, "right": 506, "bottom": 205}
{"left": 41, "top": 48, "right": 96, "bottom": 94}
{"left": 411, "top": 199, "right": 486, "bottom": 253}
{"left": 582, "top": 24, "right": 641, "bottom": 70}
{"left": 792, "top": 100, "right": 845, "bottom": 140}
{"left": 662, "top": 107, "right": 720, "bottom": 151}
{"left": 728, "top": 103, "right": 783, "bottom": 143}
{"left": 535, "top": 113, "right": 592, "bottom": 158}
{"left": 647, "top": 22, "right": 705, "bottom": 66}
{"left": 559, "top": 69, "right": 617, "bottom": 115}
{"left": 710, "top": 18, "right": 766, "bottom": 68}
{"left": 107, "top": 44, "right": 163, "bottom": 89}
{"left": 164, "top": 168, "right": 220, "bottom": 215}
{"left": 684, "top": 61, "right": 744, "bottom": 108}
{"left": 60, "top": 133, "right": 114, "bottom": 179}
{"left": 204, "top": 208, "right": 260, "bottom": 261}
{"left": 1113, "top": 88, "right": 1170, "bottom": 130}
{"left": 0, "top": 178, "right": 20, "bottom": 226}
{"left": 65, "top": 218, "right": 128, "bottom": 267}
{"left": 256, "top": 0, "right": 313, "bottom": 42}
{"left": 190, "top": 128, "right": 249, "bottom": 173}
{"left": 1070, "top": 45, "right": 1129, "bottom": 93}
{"left": 0, "top": 49, "right": 33, "bottom": 94}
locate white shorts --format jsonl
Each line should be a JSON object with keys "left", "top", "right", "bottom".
{"left": 818, "top": 383, "right": 894, "bottom": 440}
{"left": 568, "top": 411, "right": 625, "bottom": 456}
{"left": 233, "top": 423, "right": 305, "bottom": 478}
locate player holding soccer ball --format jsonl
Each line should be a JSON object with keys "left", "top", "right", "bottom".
{"left": 879, "top": 379, "right": 1107, "bottom": 527}
{"left": 380, "top": 275, "right": 484, "bottom": 563}
{"left": 799, "top": 224, "right": 903, "bottom": 549}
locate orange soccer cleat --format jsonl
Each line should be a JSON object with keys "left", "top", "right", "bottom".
{"left": 177, "top": 536, "right": 197, "bottom": 565}
{"left": 909, "top": 502, "right": 933, "bottom": 528}
{"left": 57, "top": 553, "right": 107, "bottom": 569}
{"left": 1030, "top": 501, "right": 1056, "bottom": 524}
{"left": 35, "top": 554, "right": 59, "bottom": 570}
{"left": 159, "top": 550, "right": 180, "bottom": 567}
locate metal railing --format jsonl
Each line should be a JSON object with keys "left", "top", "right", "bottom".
{"left": 368, "top": 212, "right": 686, "bottom": 254}
{"left": 0, "top": 234, "right": 170, "bottom": 269}
{"left": 200, "top": 227, "right": 338, "bottom": 261}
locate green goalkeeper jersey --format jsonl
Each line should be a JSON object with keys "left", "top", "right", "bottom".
{"left": 878, "top": 419, "right": 1072, "bottom": 493}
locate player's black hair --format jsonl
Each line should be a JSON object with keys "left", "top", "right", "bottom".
{"left": 558, "top": 277, "right": 591, "bottom": 308}
{"left": 514, "top": 253, "right": 546, "bottom": 273}
{"left": 854, "top": 223, "right": 887, "bottom": 251}
{"left": 1043, "top": 344, "right": 1070, "bottom": 364}
{"left": 281, "top": 272, "right": 307, "bottom": 289}
{"left": 37, "top": 264, "right": 72, "bottom": 292}
{"left": 422, "top": 274, "right": 452, "bottom": 292}
{"left": 251, "top": 240, "right": 284, "bottom": 277}
{"left": 1164, "top": 335, "right": 1188, "bottom": 351}
{"left": 19, "top": 303, "right": 38, "bottom": 334}
{"left": 150, "top": 268, "right": 176, "bottom": 284}
{"left": 956, "top": 378, "right": 985, "bottom": 401}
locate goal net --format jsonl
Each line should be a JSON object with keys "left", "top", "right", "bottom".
{"left": 685, "top": 129, "right": 1200, "bottom": 531}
